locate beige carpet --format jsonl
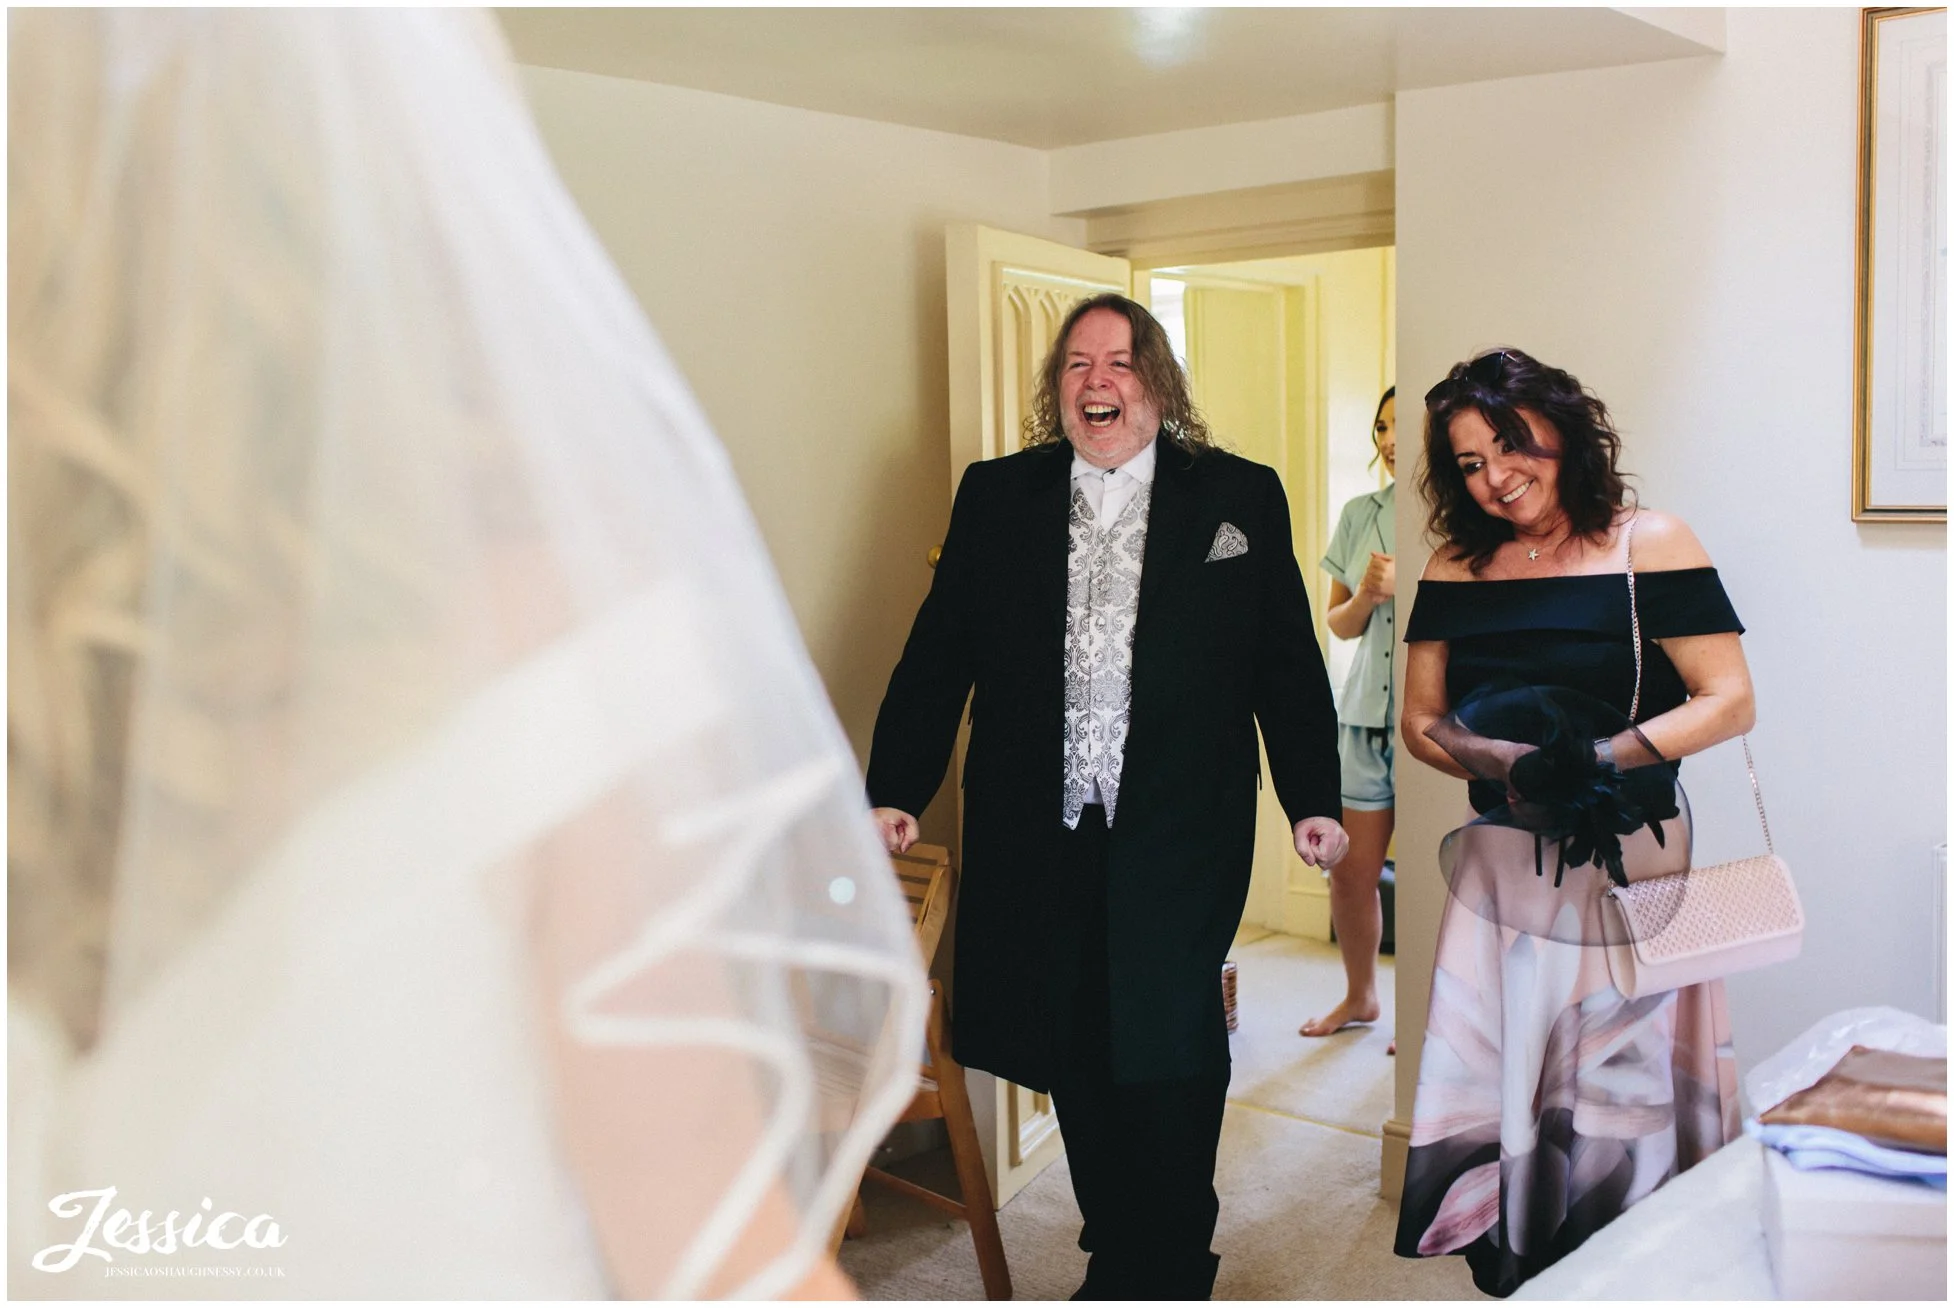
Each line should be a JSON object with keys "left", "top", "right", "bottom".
{"left": 838, "top": 930, "right": 1484, "bottom": 1301}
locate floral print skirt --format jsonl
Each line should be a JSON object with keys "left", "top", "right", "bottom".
{"left": 1392, "top": 822, "right": 1741, "bottom": 1297}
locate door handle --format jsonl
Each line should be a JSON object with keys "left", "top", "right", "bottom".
{"left": 927, "top": 545, "right": 942, "bottom": 570}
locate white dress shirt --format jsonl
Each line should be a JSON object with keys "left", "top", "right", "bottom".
{"left": 1070, "top": 436, "right": 1158, "bottom": 530}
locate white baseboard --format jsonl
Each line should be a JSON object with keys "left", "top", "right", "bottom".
{"left": 1380, "top": 1116, "right": 1411, "bottom": 1201}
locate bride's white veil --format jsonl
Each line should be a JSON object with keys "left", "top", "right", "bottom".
{"left": 10, "top": 8, "right": 924, "bottom": 1297}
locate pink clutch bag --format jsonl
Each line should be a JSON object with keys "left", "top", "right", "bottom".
{"left": 1602, "top": 845, "right": 1804, "bottom": 1000}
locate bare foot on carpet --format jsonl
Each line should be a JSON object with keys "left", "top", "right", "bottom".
{"left": 1298, "top": 997, "right": 1380, "bottom": 1037}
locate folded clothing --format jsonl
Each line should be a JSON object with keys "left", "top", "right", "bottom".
{"left": 1758, "top": 1045, "right": 1946, "bottom": 1154}
{"left": 1748, "top": 1120, "right": 1948, "bottom": 1189}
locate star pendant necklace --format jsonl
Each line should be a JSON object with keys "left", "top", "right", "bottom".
{"left": 1518, "top": 520, "right": 1569, "bottom": 564}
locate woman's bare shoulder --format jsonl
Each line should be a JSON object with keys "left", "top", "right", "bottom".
{"left": 1419, "top": 548, "right": 1475, "bottom": 582}
{"left": 1626, "top": 507, "right": 1714, "bottom": 569}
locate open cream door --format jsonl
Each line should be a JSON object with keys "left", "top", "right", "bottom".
{"left": 945, "top": 223, "right": 1131, "bottom": 1207}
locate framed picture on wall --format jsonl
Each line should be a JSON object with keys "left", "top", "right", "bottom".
{"left": 1853, "top": 6, "right": 1947, "bottom": 522}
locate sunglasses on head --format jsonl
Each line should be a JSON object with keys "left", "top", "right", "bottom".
{"left": 1424, "top": 350, "right": 1511, "bottom": 406}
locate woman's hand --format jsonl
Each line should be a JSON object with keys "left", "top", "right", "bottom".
{"left": 1358, "top": 551, "right": 1396, "bottom": 602}
{"left": 1422, "top": 720, "right": 1536, "bottom": 797}
{"left": 1488, "top": 739, "right": 1542, "bottom": 802}
{"left": 869, "top": 807, "right": 919, "bottom": 854}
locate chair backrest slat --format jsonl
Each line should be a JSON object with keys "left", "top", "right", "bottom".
{"left": 890, "top": 843, "right": 953, "bottom": 971}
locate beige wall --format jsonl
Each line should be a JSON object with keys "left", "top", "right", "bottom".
{"left": 1392, "top": 5, "right": 1947, "bottom": 1155}
{"left": 517, "top": 66, "right": 1084, "bottom": 843}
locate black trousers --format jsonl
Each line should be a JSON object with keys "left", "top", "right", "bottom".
{"left": 1050, "top": 806, "right": 1231, "bottom": 1302}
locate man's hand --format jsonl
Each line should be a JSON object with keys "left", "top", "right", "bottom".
{"left": 870, "top": 807, "right": 920, "bottom": 854}
{"left": 1359, "top": 551, "right": 1396, "bottom": 601}
{"left": 1292, "top": 816, "right": 1351, "bottom": 869}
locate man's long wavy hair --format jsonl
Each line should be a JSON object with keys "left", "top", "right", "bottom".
{"left": 1419, "top": 347, "right": 1633, "bottom": 574}
{"left": 1021, "top": 293, "right": 1215, "bottom": 453}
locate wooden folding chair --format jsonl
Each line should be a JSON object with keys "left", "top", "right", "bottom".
{"left": 835, "top": 843, "right": 1012, "bottom": 1300}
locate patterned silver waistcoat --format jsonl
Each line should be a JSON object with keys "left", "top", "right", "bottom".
{"left": 1061, "top": 480, "right": 1151, "bottom": 828}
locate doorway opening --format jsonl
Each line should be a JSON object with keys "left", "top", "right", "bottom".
{"left": 1144, "top": 247, "right": 1397, "bottom": 942}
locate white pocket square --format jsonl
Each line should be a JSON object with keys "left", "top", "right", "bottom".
{"left": 1205, "top": 522, "right": 1248, "bottom": 562}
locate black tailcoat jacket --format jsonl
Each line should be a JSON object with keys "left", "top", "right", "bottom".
{"left": 867, "top": 437, "right": 1340, "bottom": 1090}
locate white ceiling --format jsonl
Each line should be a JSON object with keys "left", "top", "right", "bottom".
{"left": 496, "top": 7, "right": 1722, "bottom": 150}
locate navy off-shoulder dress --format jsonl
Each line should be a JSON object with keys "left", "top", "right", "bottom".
{"left": 1393, "top": 568, "right": 1745, "bottom": 1298}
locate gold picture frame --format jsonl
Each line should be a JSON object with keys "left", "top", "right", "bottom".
{"left": 1853, "top": 7, "right": 1947, "bottom": 522}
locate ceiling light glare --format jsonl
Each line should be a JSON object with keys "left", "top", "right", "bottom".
{"left": 1133, "top": 8, "right": 1207, "bottom": 71}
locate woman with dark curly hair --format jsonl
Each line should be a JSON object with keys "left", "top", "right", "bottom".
{"left": 1391, "top": 348, "right": 1756, "bottom": 1296}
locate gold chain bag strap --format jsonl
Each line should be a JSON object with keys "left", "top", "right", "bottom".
{"left": 1600, "top": 515, "right": 1805, "bottom": 1000}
